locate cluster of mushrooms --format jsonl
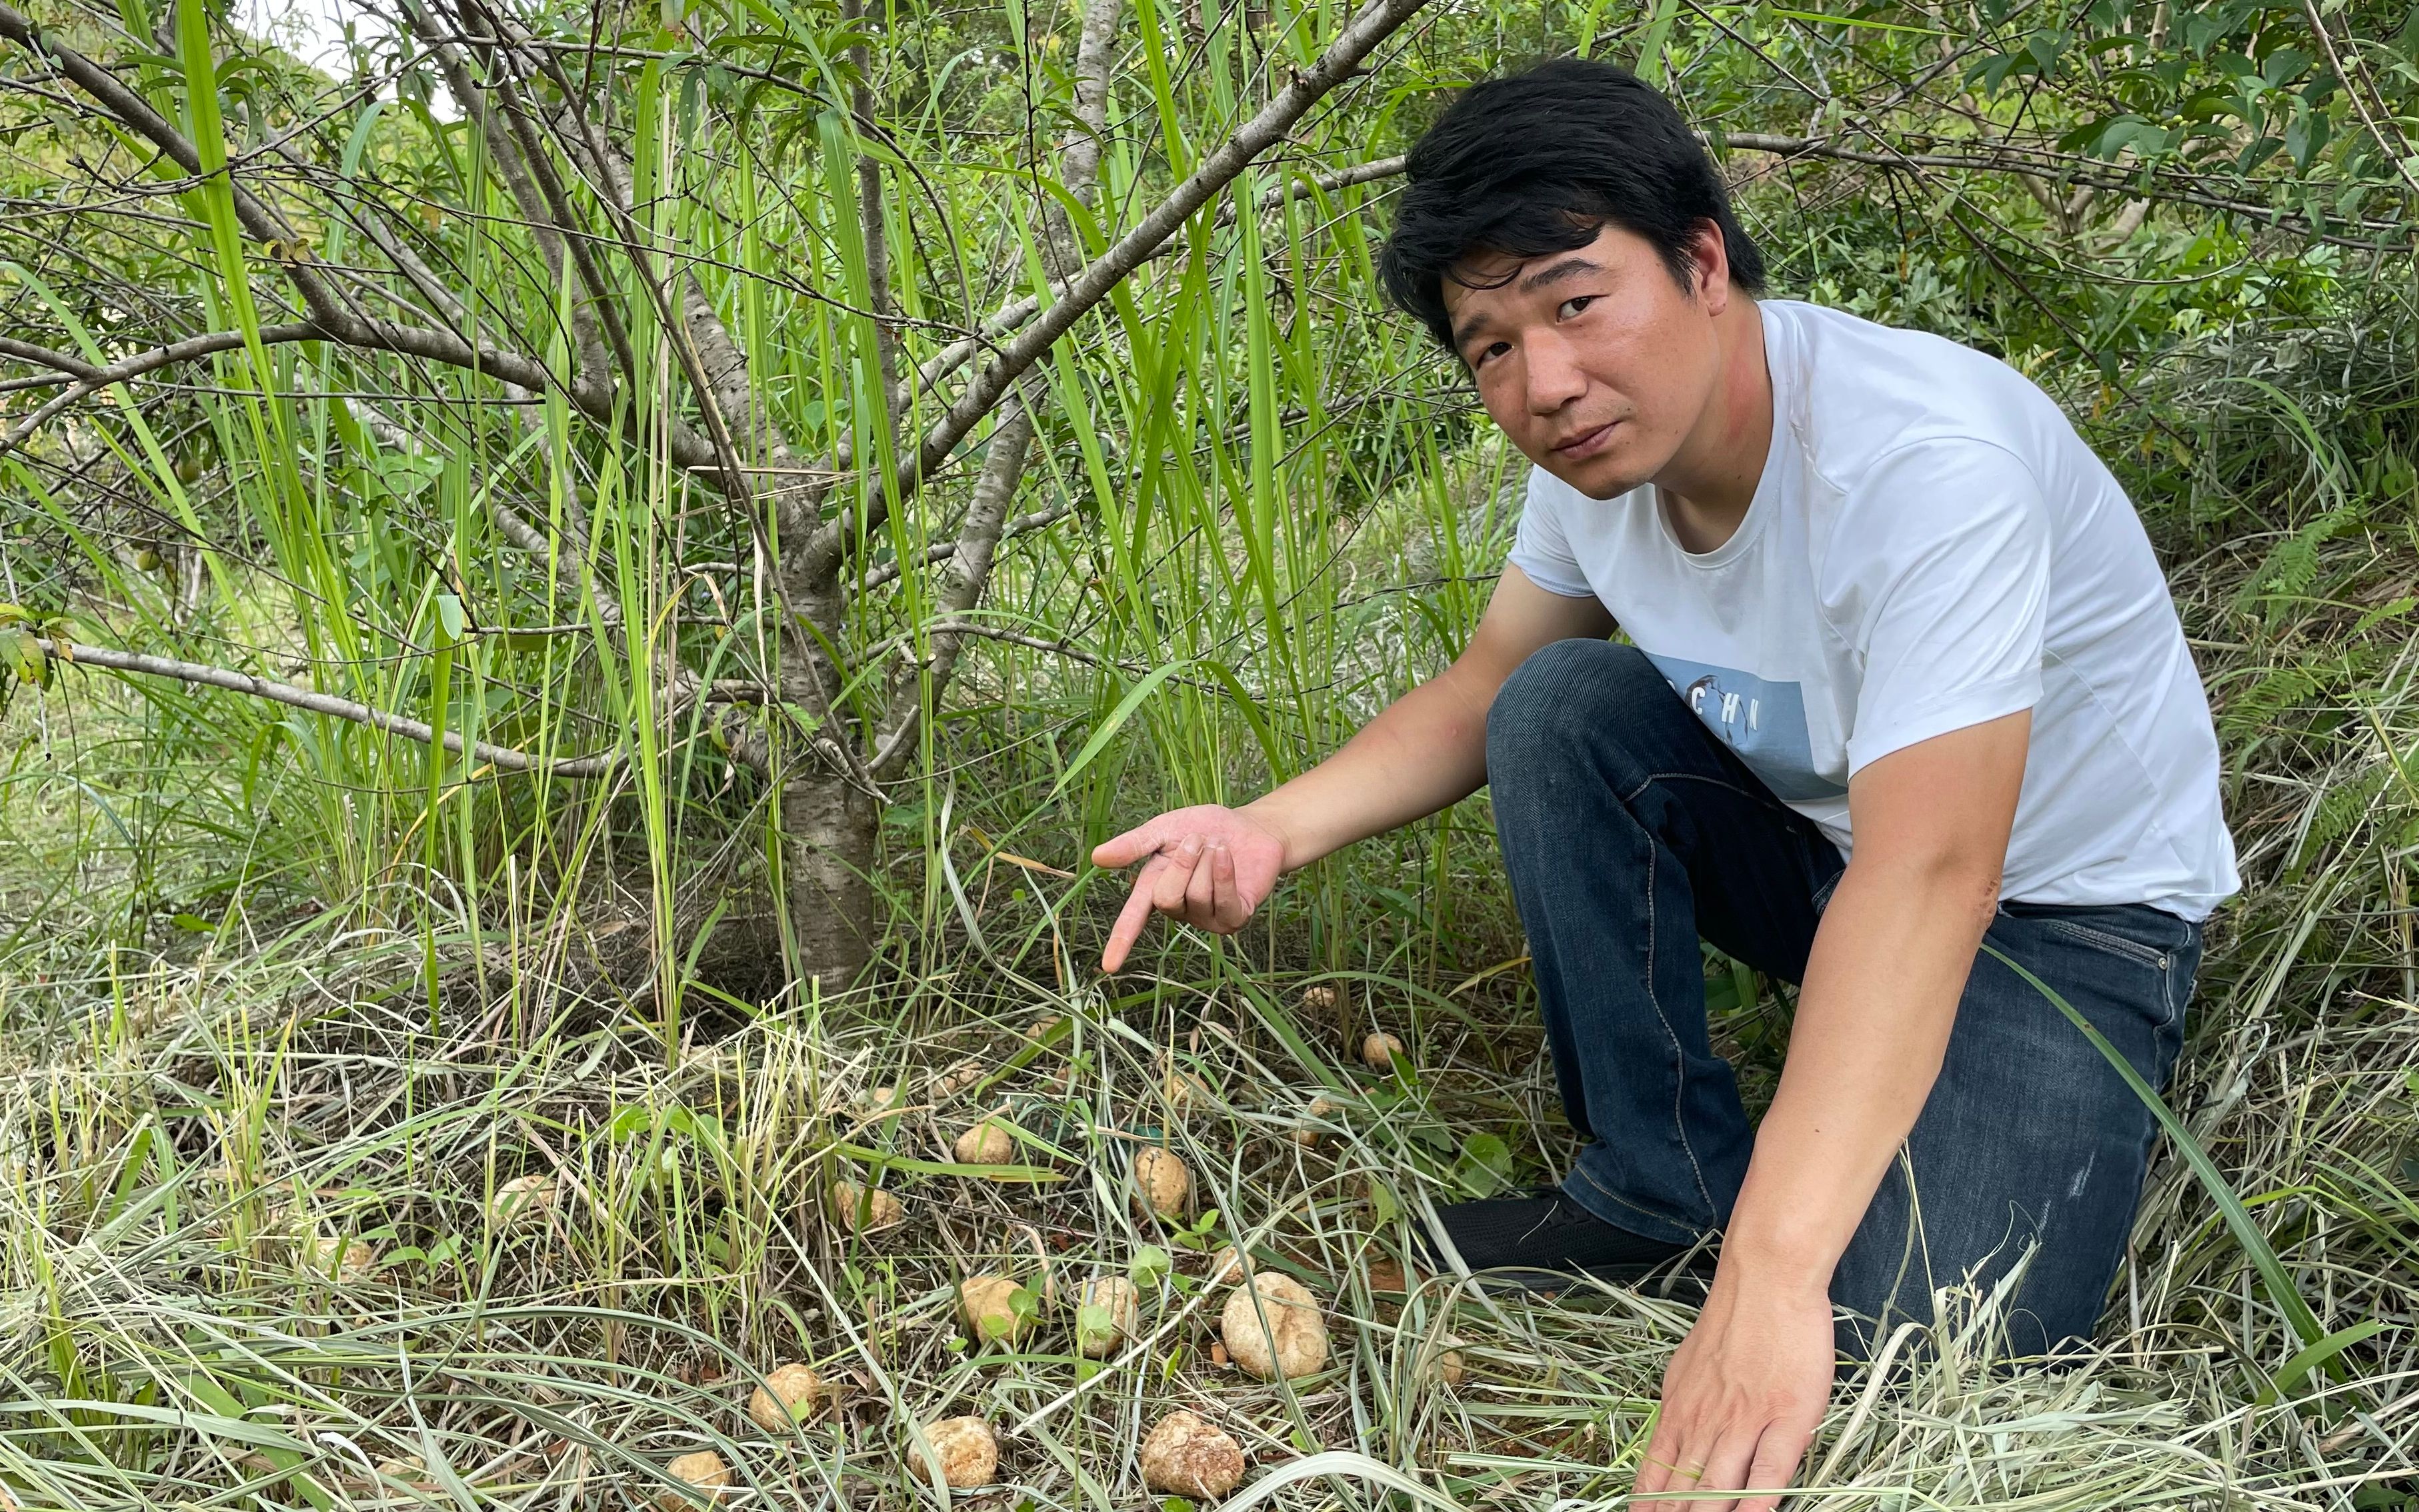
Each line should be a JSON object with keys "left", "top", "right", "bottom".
{"left": 663, "top": 1012, "right": 1430, "bottom": 1502}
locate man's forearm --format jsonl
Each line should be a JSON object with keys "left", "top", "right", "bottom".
{"left": 1719, "top": 853, "right": 2002, "bottom": 1289}
{"left": 1242, "top": 667, "right": 1496, "bottom": 871}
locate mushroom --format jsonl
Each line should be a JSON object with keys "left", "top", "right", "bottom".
{"left": 1074, "top": 1275, "right": 1139, "bottom": 1358}
{"left": 301, "top": 1237, "right": 378, "bottom": 1281}
{"left": 746, "top": 1363, "right": 829, "bottom": 1431}
{"left": 1205, "top": 1245, "right": 1250, "bottom": 1286}
{"left": 929, "top": 1058, "right": 986, "bottom": 1098}
{"left": 1220, "top": 1271, "right": 1329, "bottom": 1381}
{"left": 1161, "top": 1063, "right": 1211, "bottom": 1115}
{"left": 1138, "top": 1411, "right": 1246, "bottom": 1499}
{"left": 829, "top": 1181, "right": 905, "bottom": 1234}
{"left": 1131, "top": 1147, "right": 1191, "bottom": 1219}
{"left": 911, "top": 1416, "right": 997, "bottom": 1489}
{"left": 959, "top": 1275, "right": 1033, "bottom": 1345}
{"left": 1290, "top": 1095, "right": 1339, "bottom": 1147}
{"left": 1300, "top": 984, "right": 1339, "bottom": 1011}
{"left": 488, "top": 1173, "right": 556, "bottom": 1228}
{"left": 661, "top": 1450, "right": 731, "bottom": 1507}
{"left": 952, "top": 1119, "right": 1016, "bottom": 1165}
{"left": 1360, "top": 1032, "right": 1405, "bottom": 1071}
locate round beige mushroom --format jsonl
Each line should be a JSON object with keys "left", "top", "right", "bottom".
{"left": 1205, "top": 1245, "right": 1250, "bottom": 1286}
{"left": 1300, "top": 983, "right": 1339, "bottom": 1011}
{"left": 1220, "top": 1271, "right": 1329, "bottom": 1381}
{"left": 301, "top": 1237, "right": 378, "bottom": 1281}
{"left": 911, "top": 1415, "right": 997, "bottom": 1489}
{"left": 1161, "top": 1064, "right": 1211, "bottom": 1115}
{"left": 1131, "top": 1147, "right": 1191, "bottom": 1219}
{"left": 1290, "top": 1095, "right": 1339, "bottom": 1147}
{"left": 488, "top": 1173, "right": 556, "bottom": 1227}
{"left": 929, "top": 1058, "right": 986, "bottom": 1098}
{"left": 1074, "top": 1275, "right": 1139, "bottom": 1358}
{"left": 661, "top": 1449, "right": 731, "bottom": 1507}
{"left": 829, "top": 1181, "right": 905, "bottom": 1234}
{"left": 1433, "top": 1347, "right": 1467, "bottom": 1387}
{"left": 959, "top": 1275, "right": 1033, "bottom": 1345}
{"left": 746, "top": 1363, "right": 828, "bottom": 1431}
{"left": 1360, "top": 1031, "right": 1406, "bottom": 1071}
{"left": 1138, "top": 1410, "right": 1246, "bottom": 1499}
{"left": 952, "top": 1119, "right": 1015, "bottom": 1165}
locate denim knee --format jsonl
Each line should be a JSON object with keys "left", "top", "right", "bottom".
{"left": 1486, "top": 639, "right": 1667, "bottom": 795}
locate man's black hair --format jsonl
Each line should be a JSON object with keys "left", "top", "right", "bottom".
{"left": 1378, "top": 57, "right": 1767, "bottom": 351}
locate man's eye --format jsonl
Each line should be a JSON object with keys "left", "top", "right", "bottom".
{"left": 1558, "top": 295, "right": 1597, "bottom": 319}
{"left": 1475, "top": 341, "right": 1511, "bottom": 365}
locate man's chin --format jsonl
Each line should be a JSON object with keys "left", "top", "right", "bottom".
{"left": 1532, "top": 450, "right": 1646, "bottom": 501}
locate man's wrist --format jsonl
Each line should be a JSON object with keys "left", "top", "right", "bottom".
{"left": 1238, "top": 795, "right": 1314, "bottom": 872}
{"left": 1717, "top": 1197, "right": 1845, "bottom": 1299}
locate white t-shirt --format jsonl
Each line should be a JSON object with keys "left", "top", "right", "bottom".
{"left": 1508, "top": 298, "right": 2238, "bottom": 921}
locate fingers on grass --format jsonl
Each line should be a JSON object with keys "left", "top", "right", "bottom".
{"left": 1736, "top": 1421, "right": 1813, "bottom": 1512}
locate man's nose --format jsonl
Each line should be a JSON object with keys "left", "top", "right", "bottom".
{"left": 1525, "top": 329, "right": 1586, "bottom": 413}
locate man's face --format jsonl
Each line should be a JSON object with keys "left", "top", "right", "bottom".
{"left": 1441, "top": 221, "right": 1727, "bottom": 500}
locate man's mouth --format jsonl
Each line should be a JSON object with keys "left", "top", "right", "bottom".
{"left": 1552, "top": 421, "right": 1618, "bottom": 459}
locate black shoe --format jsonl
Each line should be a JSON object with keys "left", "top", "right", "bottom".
{"left": 1420, "top": 1187, "right": 1717, "bottom": 1293}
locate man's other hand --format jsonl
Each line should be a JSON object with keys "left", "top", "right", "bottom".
{"left": 1091, "top": 805, "right": 1288, "bottom": 971}
{"left": 1631, "top": 1271, "right": 1834, "bottom": 1512}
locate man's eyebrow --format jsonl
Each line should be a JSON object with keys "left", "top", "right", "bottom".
{"left": 1519, "top": 256, "right": 1602, "bottom": 293}
{"left": 1448, "top": 309, "right": 1498, "bottom": 354}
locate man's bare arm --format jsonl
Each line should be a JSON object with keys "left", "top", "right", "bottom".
{"left": 1091, "top": 568, "right": 1614, "bottom": 970}
{"left": 1634, "top": 709, "right": 2032, "bottom": 1512}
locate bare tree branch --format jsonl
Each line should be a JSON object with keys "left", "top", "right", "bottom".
{"left": 804, "top": 0, "right": 1431, "bottom": 580}
{"left": 33, "top": 639, "right": 623, "bottom": 777}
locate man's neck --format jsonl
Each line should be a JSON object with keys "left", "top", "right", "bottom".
{"left": 1656, "top": 297, "right": 1773, "bottom": 555}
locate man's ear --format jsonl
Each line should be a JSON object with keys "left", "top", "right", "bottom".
{"left": 1692, "top": 221, "right": 1732, "bottom": 314}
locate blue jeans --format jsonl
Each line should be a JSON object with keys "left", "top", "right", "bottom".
{"left": 1486, "top": 640, "right": 2200, "bottom": 1360}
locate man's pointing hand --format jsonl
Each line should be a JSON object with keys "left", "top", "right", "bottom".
{"left": 1091, "top": 805, "right": 1290, "bottom": 971}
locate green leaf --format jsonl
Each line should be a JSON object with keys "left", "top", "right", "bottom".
{"left": 1129, "top": 1245, "right": 1172, "bottom": 1286}
{"left": 434, "top": 592, "right": 466, "bottom": 641}
{"left": 2255, "top": 1319, "right": 2388, "bottom": 1404}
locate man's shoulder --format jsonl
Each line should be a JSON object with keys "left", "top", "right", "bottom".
{"left": 1770, "top": 299, "right": 2070, "bottom": 489}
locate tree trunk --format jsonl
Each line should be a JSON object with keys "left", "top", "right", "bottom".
{"left": 781, "top": 767, "right": 879, "bottom": 987}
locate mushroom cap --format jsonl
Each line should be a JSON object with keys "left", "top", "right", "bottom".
{"left": 301, "top": 1237, "right": 377, "bottom": 1280}
{"left": 746, "top": 1363, "right": 827, "bottom": 1431}
{"left": 1204, "top": 1245, "right": 1250, "bottom": 1286}
{"left": 1220, "top": 1271, "right": 1329, "bottom": 1381}
{"left": 912, "top": 1415, "right": 997, "bottom": 1489}
{"left": 1161, "top": 1064, "right": 1210, "bottom": 1114}
{"left": 829, "top": 1181, "right": 905, "bottom": 1234}
{"left": 959, "top": 1274, "right": 1033, "bottom": 1344}
{"left": 952, "top": 1120, "right": 1015, "bottom": 1165}
{"left": 1075, "top": 1275, "right": 1140, "bottom": 1358}
{"left": 1300, "top": 983, "right": 1340, "bottom": 1011}
{"left": 1131, "top": 1147, "right": 1191, "bottom": 1218}
{"left": 1138, "top": 1411, "right": 1246, "bottom": 1498}
{"left": 489, "top": 1173, "right": 556, "bottom": 1227}
{"left": 1360, "top": 1031, "right": 1405, "bottom": 1070}
{"left": 662, "top": 1450, "right": 731, "bottom": 1505}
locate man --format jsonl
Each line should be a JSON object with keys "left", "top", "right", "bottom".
{"left": 1091, "top": 57, "right": 2236, "bottom": 1511}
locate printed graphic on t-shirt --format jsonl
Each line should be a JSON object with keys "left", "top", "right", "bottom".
{"left": 1640, "top": 651, "right": 1848, "bottom": 802}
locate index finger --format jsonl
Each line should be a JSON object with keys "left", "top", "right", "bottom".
{"left": 1090, "top": 817, "right": 1167, "bottom": 870}
{"left": 1099, "top": 858, "right": 1166, "bottom": 973}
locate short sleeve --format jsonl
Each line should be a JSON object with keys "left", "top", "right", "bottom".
{"left": 1823, "top": 439, "right": 2051, "bottom": 775}
{"left": 1506, "top": 467, "right": 1598, "bottom": 599}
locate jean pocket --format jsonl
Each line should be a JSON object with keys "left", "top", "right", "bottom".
{"left": 2037, "top": 917, "right": 2176, "bottom": 973}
